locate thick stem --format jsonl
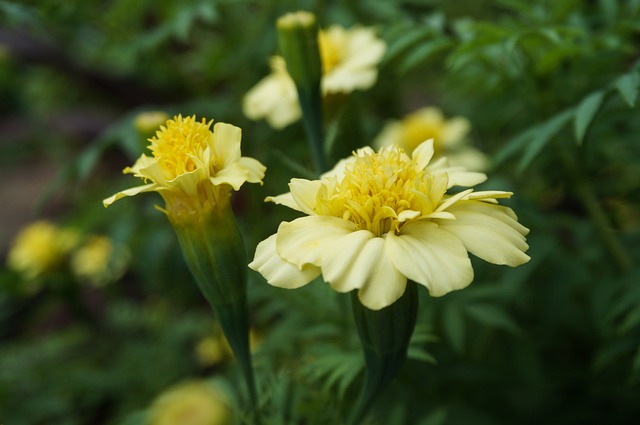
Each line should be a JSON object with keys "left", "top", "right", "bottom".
{"left": 298, "top": 87, "right": 327, "bottom": 173}
{"left": 348, "top": 282, "right": 419, "bottom": 425}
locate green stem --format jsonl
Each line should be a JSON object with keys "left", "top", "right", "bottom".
{"left": 298, "top": 87, "right": 327, "bottom": 173}
{"left": 561, "top": 151, "right": 631, "bottom": 272}
{"left": 348, "top": 283, "right": 419, "bottom": 425}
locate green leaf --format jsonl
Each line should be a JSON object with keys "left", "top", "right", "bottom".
{"left": 398, "top": 37, "right": 453, "bottom": 75}
{"left": 464, "top": 304, "right": 522, "bottom": 334}
{"left": 518, "top": 109, "right": 573, "bottom": 173}
{"left": 407, "top": 347, "right": 437, "bottom": 364}
{"left": 615, "top": 72, "right": 639, "bottom": 107}
{"left": 574, "top": 90, "right": 605, "bottom": 145}
{"left": 418, "top": 408, "right": 449, "bottom": 425}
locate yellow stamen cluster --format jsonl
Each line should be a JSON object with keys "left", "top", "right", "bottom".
{"left": 316, "top": 147, "right": 448, "bottom": 236}
{"left": 148, "top": 115, "right": 213, "bottom": 180}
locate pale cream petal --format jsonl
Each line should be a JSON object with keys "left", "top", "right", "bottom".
{"left": 386, "top": 221, "right": 474, "bottom": 297}
{"left": 288, "top": 178, "right": 322, "bottom": 215}
{"left": 238, "top": 156, "right": 266, "bottom": 184}
{"left": 440, "top": 117, "right": 471, "bottom": 147}
{"left": 249, "top": 234, "right": 320, "bottom": 288}
{"left": 372, "top": 121, "right": 402, "bottom": 149}
{"left": 170, "top": 167, "right": 204, "bottom": 198}
{"left": 103, "top": 183, "right": 158, "bottom": 207}
{"left": 355, "top": 238, "right": 407, "bottom": 310}
{"left": 320, "top": 230, "right": 377, "bottom": 293}
{"left": 439, "top": 168, "right": 487, "bottom": 188}
{"left": 446, "top": 146, "right": 489, "bottom": 171}
{"left": 210, "top": 163, "right": 249, "bottom": 190}
{"left": 276, "top": 216, "right": 355, "bottom": 268}
{"left": 243, "top": 72, "right": 300, "bottom": 129}
{"left": 435, "top": 189, "right": 474, "bottom": 212}
{"left": 466, "top": 191, "right": 513, "bottom": 201}
{"left": 266, "top": 192, "right": 303, "bottom": 212}
{"left": 412, "top": 139, "right": 435, "bottom": 170}
{"left": 211, "top": 122, "right": 242, "bottom": 167}
{"left": 436, "top": 201, "right": 530, "bottom": 266}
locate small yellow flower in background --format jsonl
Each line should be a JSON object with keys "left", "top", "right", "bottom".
{"left": 148, "top": 381, "right": 231, "bottom": 425}
{"left": 374, "top": 107, "right": 488, "bottom": 171}
{"left": 195, "top": 325, "right": 261, "bottom": 367}
{"left": 134, "top": 111, "right": 170, "bottom": 135}
{"left": 103, "top": 115, "right": 266, "bottom": 224}
{"left": 250, "top": 140, "right": 530, "bottom": 310}
{"left": 70, "top": 235, "right": 130, "bottom": 286}
{"left": 243, "top": 24, "right": 386, "bottom": 129}
{"left": 7, "top": 220, "right": 79, "bottom": 282}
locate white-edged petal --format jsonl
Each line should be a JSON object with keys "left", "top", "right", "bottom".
{"left": 276, "top": 216, "right": 355, "bottom": 268}
{"left": 436, "top": 200, "right": 530, "bottom": 266}
{"left": 249, "top": 234, "right": 320, "bottom": 288}
{"left": 387, "top": 221, "right": 474, "bottom": 297}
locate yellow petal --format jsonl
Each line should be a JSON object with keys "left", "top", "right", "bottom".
{"left": 288, "top": 178, "right": 323, "bottom": 215}
{"left": 412, "top": 139, "right": 435, "bottom": 170}
{"left": 249, "top": 234, "right": 320, "bottom": 288}
{"left": 436, "top": 201, "right": 530, "bottom": 266}
{"left": 211, "top": 122, "right": 242, "bottom": 167}
{"left": 238, "top": 157, "right": 266, "bottom": 184}
{"left": 211, "top": 162, "right": 250, "bottom": 190}
{"left": 103, "top": 183, "right": 158, "bottom": 207}
{"left": 386, "top": 221, "right": 474, "bottom": 297}
{"left": 276, "top": 216, "right": 355, "bottom": 268}
{"left": 319, "top": 230, "right": 376, "bottom": 293}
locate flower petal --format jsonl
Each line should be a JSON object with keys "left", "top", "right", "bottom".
{"left": 276, "top": 216, "right": 355, "bottom": 268}
{"left": 288, "top": 178, "right": 322, "bottom": 215}
{"left": 103, "top": 183, "right": 158, "bottom": 207}
{"left": 249, "top": 234, "right": 320, "bottom": 288}
{"left": 412, "top": 139, "right": 435, "bottom": 170}
{"left": 211, "top": 122, "right": 242, "bottom": 167}
{"left": 320, "top": 230, "right": 378, "bottom": 293}
{"left": 386, "top": 221, "right": 474, "bottom": 297}
{"left": 436, "top": 200, "right": 530, "bottom": 266}
{"left": 355, "top": 237, "right": 408, "bottom": 310}
{"left": 238, "top": 156, "right": 266, "bottom": 184}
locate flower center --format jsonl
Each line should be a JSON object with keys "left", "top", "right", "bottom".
{"left": 315, "top": 147, "right": 448, "bottom": 236}
{"left": 318, "top": 30, "right": 342, "bottom": 75}
{"left": 148, "top": 115, "right": 213, "bottom": 181}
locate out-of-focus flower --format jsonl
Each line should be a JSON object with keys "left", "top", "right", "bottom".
{"left": 7, "top": 220, "right": 79, "bottom": 282}
{"left": 134, "top": 111, "right": 170, "bottom": 135}
{"left": 375, "top": 107, "right": 488, "bottom": 171}
{"left": 195, "top": 325, "right": 262, "bottom": 367}
{"left": 103, "top": 114, "right": 265, "bottom": 225}
{"left": 70, "top": 235, "right": 129, "bottom": 286}
{"left": 147, "top": 381, "right": 231, "bottom": 425}
{"left": 250, "top": 140, "right": 530, "bottom": 310}
{"left": 243, "top": 24, "right": 386, "bottom": 129}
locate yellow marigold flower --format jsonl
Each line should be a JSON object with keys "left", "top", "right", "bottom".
{"left": 103, "top": 115, "right": 266, "bottom": 224}
{"left": 70, "top": 235, "right": 129, "bottom": 286}
{"left": 7, "top": 220, "right": 79, "bottom": 281}
{"left": 375, "top": 107, "right": 488, "bottom": 171}
{"left": 195, "top": 325, "right": 261, "bottom": 367}
{"left": 148, "top": 381, "right": 231, "bottom": 425}
{"left": 243, "top": 25, "right": 386, "bottom": 129}
{"left": 249, "top": 140, "right": 530, "bottom": 310}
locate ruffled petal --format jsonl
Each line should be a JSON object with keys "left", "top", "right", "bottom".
{"left": 386, "top": 221, "right": 474, "bottom": 297}
{"left": 276, "top": 216, "right": 355, "bottom": 268}
{"left": 288, "top": 178, "right": 322, "bottom": 215}
{"left": 319, "top": 230, "right": 377, "bottom": 293}
{"left": 103, "top": 183, "right": 158, "bottom": 207}
{"left": 211, "top": 162, "right": 250, "bottom": 190}
{"left": 238, "top": 156, "right": 266, "bottom": 184}
{"left": 355, "top": 237, "right": 408, "bottom": 310}
{"left": 436, "top": 200, "right": 530, "bottom": 266}
{"left": 249, "top": 234, "right": 320, "bottom": 288}
{"left": 211, "top": 122, "right": 242, "bottom": 167}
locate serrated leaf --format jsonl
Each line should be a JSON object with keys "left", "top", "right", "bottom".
{"left": 615, "top": 72, "right": 639, "bottom": 107}
{"left": 518, "top": 109, "right": 573, "bottom": 173}
{"left": 574, "top": 90, "right": 605, "bottom": 145}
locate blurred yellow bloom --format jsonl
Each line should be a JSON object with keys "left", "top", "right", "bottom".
{"left": 375, "top": 107, "right": 488, "bottom": 171}
{"left": 134, "top": 111, "right": 169, "bottom": 135}
{"left": 70, "top": 235, "right": 129, "bottom": 286}
{"left": 250, "top": 140, "right": 530, "bottom": 310}
{"left": 148, "top": 381, "right": 231, "bottom": 425}
{"left": 103, "top": 115, "right": 266, "bottom": 226}
{"left": 7, "top": 220, "right": 78, "bottom": 281}
{"left": 195, "top": 325, "right": 261, "bottom": 367}
{"left": 243, "top": 24, "right": 386, "bottom": 129}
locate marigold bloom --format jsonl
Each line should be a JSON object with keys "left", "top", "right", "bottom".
{"left": 70, "top": 235, "right": 129, "bottom": 286}
{"left": 148, "top": 381, "right": 231, "bottom": 425}
{"left": 243, "top": 25, "right": 386, "bottom": 129}
{"left": 7, "top": 220, "right": 78, "bottom": 281}
{"left": 375, "top": 107, "right": 488, "bottom": 171}
{"left": 250, "top": 140, "right": 529, "bottom": 310}
{"left": 103, "top": 115, "right": 265, "bottom": 224}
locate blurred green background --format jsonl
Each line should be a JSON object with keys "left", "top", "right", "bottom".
{"left": 1, "top": 0, "right": 639, "bottom": 424}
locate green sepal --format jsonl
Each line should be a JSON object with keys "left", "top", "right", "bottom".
{"left": 348, "top": 282, "right": 419, "bottom": 424}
